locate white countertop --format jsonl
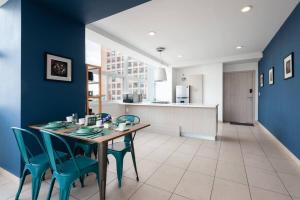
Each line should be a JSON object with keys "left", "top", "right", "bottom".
{"left": 120, "top": 102, "right": 218, "bottom": 108}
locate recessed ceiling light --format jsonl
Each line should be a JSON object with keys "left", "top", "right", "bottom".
{"left": 177, "top": 55, "right": 183, "bottom": 58}
{"left": 236, "top": 46, "right": 244, "bottom": 50}
{"left": 241, "top": 5, "right": 253, "bottom": 13}
{"left": 148, "top": 31, "right": 156, "bottom": 36}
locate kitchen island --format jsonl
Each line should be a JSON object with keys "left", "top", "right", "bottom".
{"left": 121, "top": 102, "right": 218, "bottom": 140}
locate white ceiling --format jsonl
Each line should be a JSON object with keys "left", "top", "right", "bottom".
{"left": 89, "top": 0, "right": 299, "bottom": 67}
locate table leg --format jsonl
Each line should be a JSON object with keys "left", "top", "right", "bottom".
{"left": 130, "top": 132, "right": 139, "bottom": 181}
{"left": 98, "top": 141, "right": 108, "bottom": 200}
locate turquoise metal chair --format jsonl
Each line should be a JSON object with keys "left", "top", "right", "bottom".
{"left": 73, "top": 113, "right": 112, "bottom": 158}
{"left": 11, "top": 127, "right": 67, "bottom": 200}
{"left": 40, "top": 130, "right": 99, "bottom": 200}
{"left": 108, "top": 115, "right": 140, "bottom": 187}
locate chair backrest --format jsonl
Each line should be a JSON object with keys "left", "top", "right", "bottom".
{"left": 40, "top": 130, "right": 80, "bottom": 174}
{"left": 11, "top": 127, "right": 46, "bottom": 165}
{"left": 116, "top": 115, "right": 140, "bottom": 143}
{"left": 116, "top": 115, "right": 140, "bottom": 125}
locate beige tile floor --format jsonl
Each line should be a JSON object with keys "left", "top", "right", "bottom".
{"left": 1, "top": 123, "right": 300, "bottom": 200}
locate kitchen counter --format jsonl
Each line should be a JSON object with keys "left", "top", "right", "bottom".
{"left": 123, "top": 103, "right": 219, "bottom": 140}
{"left": 102, "top": 101, "right": 219, "bottom": 140}
{"left": 120, "top": 102, "right": 217, "bottom": 108}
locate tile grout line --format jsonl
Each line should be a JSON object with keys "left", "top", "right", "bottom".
{"left": 250, "top": 125, "right": 295, "bottom": 200}
{"left": 86, "top": 132, "right": 170, "bottom": 200}
{"left": 237, "top": 125, "right": 253, "bottom": 200}
{"left": 208, "top": 123, "right": 224, "bottom": 200}
{"left": 125, "top": 135, "right": 187, "bottom": 200}
{"left": 170, "top": 139, "right": 205, "bottom": 200}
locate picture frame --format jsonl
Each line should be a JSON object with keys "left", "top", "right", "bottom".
{"left": 269, "top": 67, "right": 274, "bottom": 85}
{"left": 283, "top": 53, "right": 294, "bottom": 80}
{"left": 260, "top": 73, "right": 264, "bottom": 87}
{"left": 45, "top": 53, "right": 72, "bottom": 82}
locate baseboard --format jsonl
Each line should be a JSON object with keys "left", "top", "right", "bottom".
{"left": 0, "top": 167, "right": 19, "bottom": 183}
{"left": 257, "top": 122, "right": 300, "bottom": 166}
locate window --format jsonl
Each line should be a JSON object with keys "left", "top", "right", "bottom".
{"left": 101, "top": 48, "right": 150, "bottom": 101}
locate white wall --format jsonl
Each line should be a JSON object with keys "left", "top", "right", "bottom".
{"left": 102, "top": 102, "right": 125, "bottom": 118}
{"left": 223, "top": 62, "right": 258, "bottom": 120}
{"left": 174, "top": 63, "right": 223, "bottom": 121}
{"left": 86, "top": 40, "right": 101, "bottom": 66}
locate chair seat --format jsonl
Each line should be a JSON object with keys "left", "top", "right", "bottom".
{"left": 108, "top": 142, "right": 131, "bottom": 152}
{"left": 57, "top": 156, "right": 98, "bottom": 175}
{"left": 29, "top": 151, "right": 67, "bottom": 165}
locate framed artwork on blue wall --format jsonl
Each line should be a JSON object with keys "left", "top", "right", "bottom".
{"left": 45, "top": 53, "right": 72, "bottom": 82}
{"left": 269, "top": 67, "right": 274, "bottom": 85}
{"left": 284, "top": 53, "right": 294, "bottom": 80}
{"left": 260, "top": 73, "right": 264, "bottom": 87}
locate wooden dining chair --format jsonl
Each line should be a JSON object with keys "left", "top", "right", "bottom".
{"left": 108, "top": 115, "right": 140, "bottom": 187}
{"left": 11, "top": 127, "right": 67, "bottom": 200}
{"left": 40, "top": 130, "right": 99, "bottom": 200}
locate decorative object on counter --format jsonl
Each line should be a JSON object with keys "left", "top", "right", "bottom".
{"left": 123, "top": 94, "right": 142, "bottom": 103}
{"left": 284, "top": 53, "right": 294, "bottom": 80}
{"left": 45, "top": 53, "right": 72, "bottom": 82}
{"left": 260, "top": 73, "right": 264, "bottom": 87}
{"left": 269, "top": 67, "right": 274, "bottom": 85}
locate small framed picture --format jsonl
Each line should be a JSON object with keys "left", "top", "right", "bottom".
{"left": 269, "top": 67, "right": 274, "bottom": 85}
{"left": 45, "top": 53, "right": 72, "bottom": 82}
{"left": 284, "top": 53, "right": 294, "bottom": 80}
{"left": 260, "top": 73, "right": 264, "bottom": 87}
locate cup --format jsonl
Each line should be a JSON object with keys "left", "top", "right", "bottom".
{"left": 118, "top": 123, "right": 126, "bottom": 131}
{"left": 96, "top": 120, "right": 103, "bottom": 127}
{"left": 66, "top": 116, "right": 73, "bottom": 123}
{"left": 78, "top": 118, "right": 85, "bottom": 125}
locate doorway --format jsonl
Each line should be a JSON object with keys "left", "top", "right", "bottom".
{"left": 223, "top": 71, "right": 255, "bottom": 124}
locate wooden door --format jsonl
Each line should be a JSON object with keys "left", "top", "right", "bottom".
{"left": 223, "top": 71, "right": 255, "bottom": 124}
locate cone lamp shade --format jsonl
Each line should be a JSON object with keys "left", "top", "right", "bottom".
{"left": 154, "top": 67, "right": 167, "bottom": 82}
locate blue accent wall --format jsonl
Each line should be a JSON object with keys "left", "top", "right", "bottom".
{"left": 0, "top": 0, "right": 149, "bottom": 177}
{"left": 21, "top": 0, "right": 86, "bottom": 128}
{"left": 258, "top": 3, "right": 300, "bottom": 159}
{"left": 0, "top": 0, "right": 22, "bottom": 177}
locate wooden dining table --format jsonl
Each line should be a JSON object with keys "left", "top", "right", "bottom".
{"left": 30, "top": 122, "right": 150, "bottom": 200}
